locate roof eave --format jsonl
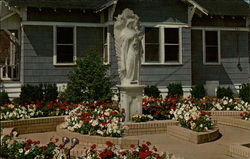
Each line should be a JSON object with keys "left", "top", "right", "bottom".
{"left": 181, "top": 0, "right": 208, "bottom": 15}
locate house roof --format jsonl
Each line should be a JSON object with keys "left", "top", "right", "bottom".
{"left": 2, "top": 0, "right": 116, "bottom": 11}
{"left": 194, "top": 0, "right": 250, "bottom": 16}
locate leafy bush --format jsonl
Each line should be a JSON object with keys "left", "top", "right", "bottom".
{"left": 63, "top": 52, "right": 115, "bottom": 103}
{"left": 0, "top": 91, "right": 9, "bottom": 106}
{"left": 144, "top": 85, "right": 160, "bottom": 98}
{"left": 44, "top": 83, "right": 58, "bottom": 102}
{"left": 167, "top": 83, "right": 183, "bottom": 97}
{"left": 190, "top": 84, "right": 206, "bottom": 98}
{"left": 19, "top": 84, "right": 43, "bottom": 104}
{"left": 239, "top": 83, "right": 250, "bottom": 102}
{"left": 216, "top": 87, "right": 233, "bottom": 99}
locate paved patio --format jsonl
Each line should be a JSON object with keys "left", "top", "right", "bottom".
{"left": 20, "top": 124, "right": 250, "bottom": 159}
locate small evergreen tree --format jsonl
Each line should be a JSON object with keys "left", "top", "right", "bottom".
{"left": 217, "top": 87, "right": 234, "bottom": 99}
{"left": 190, "top": 84, "right": 206, "bottom": 99}
{"left": 167, "top": 83, "right": 183, "bottom": 97}
{"left": 144, "top": 85, "right": 160, "bottom": 98}
{"left": 0, "top": 91, "right": 9, "bottom": 106}
{"left": 64, "top": 52, "right": 115, "bottom": 103}
{"left": 239, "top": 83, "right": 250, "bottom": 102}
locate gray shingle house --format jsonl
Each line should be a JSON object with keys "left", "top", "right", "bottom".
{"left": 0, "top": 0, "right": 249, "bottom": 98}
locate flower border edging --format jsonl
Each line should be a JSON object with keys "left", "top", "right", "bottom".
{"left": 213, "top": 116, "right": 250, "bottom": 130}
{"left": 227, "top": 143, "right": 250, "bottom": 159}
{"left": 124, "top": 120, "right": 179, "bottom": 136}
{"left": 205, "top": 111, "right": 245, "bottom": 117}
{"left": 167, "top": 126, "right": 220, "bottom": 144}
{"left": 0, "top": 116, "right": 65, "bottom": 134}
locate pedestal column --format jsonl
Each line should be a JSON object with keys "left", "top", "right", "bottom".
{"left": 118, "top": 85, "right": 145, "bottom": 122}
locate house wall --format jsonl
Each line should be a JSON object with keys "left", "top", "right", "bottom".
{"left": 114, "top": 0, "right": 188, "bottom": 23}
{"left": 191, "top": 30, "right": 249, "bottom": 85}
{"left": 109, "top": 27, "right": 192, "bottom": 87}
{"left": 23, "top": 25, "right": 103, "bottom": 84}
{"left": 27, "top": 8, "right": 100, "bottom": 23}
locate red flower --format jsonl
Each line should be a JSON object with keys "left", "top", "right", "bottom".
{"left": 119, "top": 151, "right": 126, "bottom": 156}
{"left": 105, "top": 141, "right": 113, "bottom": 147}
{"left": 170, "top": 106, "right": 176, "bottom": 110}
{"left": 130, "top": 144, "right": 136, "bottom": 148}
{"left": 201, "top": 111, "right": 207, "bottom": 116}
{"left": 146, "top": 141, "right": 151, "bottom": 146}
{"left": 27, "top": 139, "right": 33, "bottom": 144}
{"left": 40, "top": 146, "right": 47, "bottom": 150}
{"left": 24, "top": 145, "right": 31, "bottom": 150}
{"left": 121, "top": 108, "right": 125, "bottom": 113}
{"left": 139, "top": 151, "right": 152, "bottom": 159}
{"left": 153, "top": 146, "right": 158, "bottom": 152}
{"left": 91, "top": 144, "right": 97, "bottom": 149}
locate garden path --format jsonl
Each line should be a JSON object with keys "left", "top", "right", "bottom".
{"left": 20, "top": 124, "right": 250, "bottom": 159}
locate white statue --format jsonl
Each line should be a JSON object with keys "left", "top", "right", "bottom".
{"left": 114, "top": 9, "right": 143, "bottom": 85}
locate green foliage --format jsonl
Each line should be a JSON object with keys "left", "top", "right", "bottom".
{"left": 19, "top": 83, "right": 58, "bottom": 104}
{"left": 190, "top": 84, "right": 206, "bottom": 99}
{"left": 0, "top": 91, "right": 9, "bottom": 106}
{"left": 167, "top": 83, "right": 183, "bottom": 97}
{"left": 63, "top": 52, "right": 115, "bottom": 103}
{"left": 20, "top": 84, "right": 43, "bottom": 104}
{"left": 44, "top": 83, "right": 58, "bottom": 102}
{"left": 239, "top": 83, "right": 250, "bottom": 102}
{"left": 144, "top": 85, "right": 160, "bottom": 98}
{"left": 216, "top": 87, "right": 234, "bottom": 99}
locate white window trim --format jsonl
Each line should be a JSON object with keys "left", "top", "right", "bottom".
{"left": 202, "top": 29, "right": 221, "bottom": 65}
{"left": 142, "top": 26, "right": 183, "bottom": 65}
{"left": 103, "top": 27, "right": 110, "bottom": 65}
{"left": 53, "top": 26, "right": 77, "bottom": 66}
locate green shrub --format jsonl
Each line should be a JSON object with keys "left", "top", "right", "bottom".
{"left": 63, "top": 52, "right": 115, "bottom": 103}
{"left": 19, "top": 84, "right": 43, "bottom": 104}
{"left": 167, "top": 83, "right": 183, "bottom": 97}
{"left": 216, "top": 87, "right": 233, "bottom": 99}
{"left": 239, "top": 83, "right": 250, "bottom": 102}
{"left": 44, "top": 83, "right": 58, "bottom": 102}
{"left": 144, "top": 85, "right": 160, "bottom": 98}
{"left": 0, "top": 91, "right": 10, "bottom": 106}
{"left": 190, "top": 84, "right": 206, "bottom": 99}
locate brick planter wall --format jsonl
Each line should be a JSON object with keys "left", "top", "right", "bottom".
{"left": 124, "top": 120, "right": 178, "bottom": 136}
{"left": 205, "top": 111, "right": 244, "bottom": 117}
{"left": 227, "top": 143, "right": 250, "bottom": 159}
{"left": 167, "top": 126, "right": 220, "bottom": 144}
{"left": 213, "top": 116, "right": 250, "bottom": 130}
{"left": 0, "top": 116, "right": 65, "bottom": 134}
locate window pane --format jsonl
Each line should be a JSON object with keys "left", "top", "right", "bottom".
{"left": 206, "top": 47, "right": 218, "bottom": 63}
{"left": 145, "top": 28, "right": 159, "bottom": 43}
{"left": 103, "top": 45, "right": 108, "bottom": 63}
{"left": 57, "top": 27, "right": 73, "bottom": 44}
{"left": 205, "top": 31, "right": 217, "bottom": 45}
{"left": 165, "top": 28, "right": 178, "bottom": 44}
{"left": 57, "top": 45, "right": 74, "bottom": 63}
{"left": 165, "top": 45, "right": 179, "bottom": 62}
{"left": 145, "top": 44, "right": 159, "bottom": 62}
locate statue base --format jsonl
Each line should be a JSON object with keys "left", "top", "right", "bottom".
{"left": 117, "top": 85, "right": 146, "bottom": 122}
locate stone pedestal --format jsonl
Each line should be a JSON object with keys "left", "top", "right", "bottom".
{"left": 118, "top": 85, "right": 145, "bottom": 122}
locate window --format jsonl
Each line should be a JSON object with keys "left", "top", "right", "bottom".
{"left": 143, "top": 27, "right": 182, "bottom": 65}
{"left": 54, "top": 27, "right": 76, "bottom": 65}
{"left": 203, "top": 30, "right": 221, "bottom": 65}
{"left": 103, "top": 27, "right": 109, "bottom": 64}
{"left": 145, "top": 28, "right": 159, "bottom": 63}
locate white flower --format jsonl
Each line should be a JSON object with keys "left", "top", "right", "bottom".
{"left": 19, "top": 148, "right": 23, "bottom": 153}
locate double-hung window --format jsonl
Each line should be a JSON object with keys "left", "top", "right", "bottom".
{"left": 203, "top": 30, "right": 221, "bottom": 65}
{"left": 143, "top": 27, "right": 182, "bottom": 65}
{"left": 103, "top": 27, "right": 110, "bottom": 64}
{"left": 54, "top": 26, "right": 76, "bottom": 65}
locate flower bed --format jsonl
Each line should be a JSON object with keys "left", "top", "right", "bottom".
{"left": 0, "top": 100, "right": 77, "bottom": 121}
{"left": 80, "top": 141, "right": 180, "bottom": 159}
{"left": 62, "top": 101, "right": 125, "bottom": 137}
{"left": 57, "top": 123, "right": 139, "bottom": 149}
{"left": 131, "top": 114, "right": 153, "bottom": 122}
{"left": 0, "top": 135, "right": 65, "bottom": 159}
{"left": 167, "top": 126, "right": 220, "bottom": 144}
{"left": 240, "top": 112, "right": 250, "bottom": 121}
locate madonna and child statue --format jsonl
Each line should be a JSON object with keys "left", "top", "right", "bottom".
{"left": 114, "top": 9, "right": 145, "bottom": 121}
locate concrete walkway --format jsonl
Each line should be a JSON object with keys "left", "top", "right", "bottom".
{"left": 20, "top": 124, "right": 250, "bottom": 159}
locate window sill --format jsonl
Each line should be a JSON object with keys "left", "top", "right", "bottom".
{"left": 53, "top": 63, "right": 77, "bottom": 66}
{"left": 203, "top": 62, "right": 221, "bottom": 65}
{"left": 142, "top": 62, "right": 183, "bottom": 66}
